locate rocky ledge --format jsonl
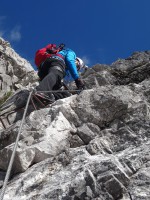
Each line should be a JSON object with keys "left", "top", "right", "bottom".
{"left": 0, "top": 37, "right": 37, "bottom": 99}
{"left": 0, "top": 47, "right": 150, "bottom": 199}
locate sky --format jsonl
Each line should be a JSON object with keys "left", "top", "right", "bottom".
{"left": 0, "top": 0, "right": 150, "bottom": 70}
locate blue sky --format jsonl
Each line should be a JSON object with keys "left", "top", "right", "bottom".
{"left": 0, "top": 0, "right": 150, "bottom": 70}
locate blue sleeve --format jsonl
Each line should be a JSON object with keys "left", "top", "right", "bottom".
{"left": 65, "top": 50, "right": 79, "bottom": 80}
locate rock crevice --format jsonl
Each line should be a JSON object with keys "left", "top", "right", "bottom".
{"left": 0, "top": 37, "right": 150, "bottom": 199}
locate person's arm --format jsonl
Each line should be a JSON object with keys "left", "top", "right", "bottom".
{"left": 65, "top": 50, "right": 79, "bottom": 80}
{"left": 65, "top": 50, "right": 85, "bottom": 90}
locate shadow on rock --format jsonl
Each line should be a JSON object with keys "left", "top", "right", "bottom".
{"left": 0, "top": 90, "right": 35, "bottom": 127}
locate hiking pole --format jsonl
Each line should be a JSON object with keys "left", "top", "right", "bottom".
{"left": 0, "top": 91, "right": 33, "bottom": 200}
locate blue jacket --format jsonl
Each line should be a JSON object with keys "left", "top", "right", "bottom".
{"left": 58, "top": 48, "right": 79, "bottom": 80}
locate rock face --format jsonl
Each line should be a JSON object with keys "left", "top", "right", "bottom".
{"left": 0, "top": 37, "right": 37, "bottom": 99}
{"left": 0, "top": 39, "right": 150, "bottom": 199}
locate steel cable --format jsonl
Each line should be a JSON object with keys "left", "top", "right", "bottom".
{"left": 0, "top": 91, "right": 33, "bottom": 200}
{"left": 0, "top": 88, "right": 84, "bottom": 199}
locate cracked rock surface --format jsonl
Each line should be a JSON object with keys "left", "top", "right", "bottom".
{"left": 0, "top": 37, "right": 150, "bottom": 199}
{"left": 0, "top": 37, "right": 37, "bottom": 99}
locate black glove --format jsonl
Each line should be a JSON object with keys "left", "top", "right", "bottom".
{"left": 75, "top": 78, "right": 85, "bottom": 90}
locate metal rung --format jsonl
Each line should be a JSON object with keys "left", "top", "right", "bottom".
{"left": 0, "top": 94, "right": 49, "bottom": 129}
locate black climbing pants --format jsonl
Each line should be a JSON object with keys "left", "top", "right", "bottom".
{"left": 36, "top": 58, "right": 65, "bottom": 94}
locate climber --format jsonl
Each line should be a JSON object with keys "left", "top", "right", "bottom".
{"left": 34, "top": 43, "right": 87, "bottom": 102}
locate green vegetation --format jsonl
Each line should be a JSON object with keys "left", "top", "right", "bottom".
{"left": 0, "top": 91, "right": 13, "bottom": 107}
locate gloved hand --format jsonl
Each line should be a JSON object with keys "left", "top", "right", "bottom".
{"left": 75, "top": 78, "right": 86, "bottom": 90}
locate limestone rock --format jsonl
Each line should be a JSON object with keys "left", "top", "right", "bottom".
{"left": 0, "top": 43, "right": 150, "bottom": 199}
{"left": 0, "top": 37, "right": 37, "bottom": 103}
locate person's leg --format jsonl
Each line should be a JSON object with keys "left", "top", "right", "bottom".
{"left": 37, "top": 69, "right": 57, "bottom": 92}
{"left": 36, "top": 59, "right": 65, "bottom": 102}
{"left": 36, "top": 69, "right": 58, "bottom": 102}
{"left": 37, "top": 65, "right": 65, "bottom": 101}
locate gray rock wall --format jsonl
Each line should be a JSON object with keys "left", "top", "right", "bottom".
{"left": 0, "top": 37, "right": 37, "bottom": 97}
{"left": 0, "top": 42, "right": 150, "bottom": 199}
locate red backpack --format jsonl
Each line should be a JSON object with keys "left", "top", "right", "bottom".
{"left": 35, "top": 44, "right": 65, "bottom": 67}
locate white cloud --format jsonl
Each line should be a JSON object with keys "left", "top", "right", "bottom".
{"left": 0, "top": 17, "right": 21, "bottom": 43}
{"left": 81, "top": 56, "right": 91, "bottom": 65}
{"left": 9, "top": 25, "right": 21, "bottom": 42}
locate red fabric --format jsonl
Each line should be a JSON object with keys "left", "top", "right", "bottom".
{"left": 34, "top": 44, "right": 64, "bottom": 67}
{"left": 45, "top": 44, "right": 57, "bottom": 53}
{"left": 35, "top": 47, "right": 49, "bottom": 67}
